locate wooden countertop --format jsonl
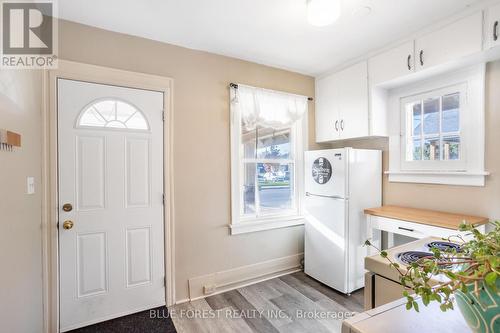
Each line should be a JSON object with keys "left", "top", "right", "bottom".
{"left": 364, "top": 205, "right": 489, "bottom": 230}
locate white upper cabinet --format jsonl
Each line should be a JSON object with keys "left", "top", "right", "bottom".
{"left": 415, "top": 12, "right": 483, "bottom": 71}
{"left": 485, "top": 3, "right": 500, "bottom": 50}
{"left": 369, "top": 41, "right": 415, "bottom": 86}
{"left": 315, "top": 61, "right": 369, "bottom": 142}
{"left": 336, "top": 62, "right": 369, "bottom": 140}
{"left": 315, "top": 74, "right": 340, "bottom": 142}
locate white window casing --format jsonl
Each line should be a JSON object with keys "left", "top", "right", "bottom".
{"left": 386, "top": 64, "right": 489, "bottom": 186}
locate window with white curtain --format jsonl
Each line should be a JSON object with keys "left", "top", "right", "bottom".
{"left": 230, "top": 84, "right": 308, "bottom": 234}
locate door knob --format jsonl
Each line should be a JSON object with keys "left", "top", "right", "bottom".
{"left": 63, "top": 220, "right": 74, "bottom": 230}
{"left": 62, "top": 203, "right": 73, "bottom": 212}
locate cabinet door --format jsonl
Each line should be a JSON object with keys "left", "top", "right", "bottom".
{"left": 337, "top": 61, "right": 369, "bottom": 140}
{"left": 415, "top": 12, "right": 483, "bottom": 71}
{"left": 315, "top": 74, "right": 340, "bottom": 142}
{"left": 369, "top": 41, "right": 415, "bottom": 86}
{"left": 485, "top": 3, "right": 500, "bottom": 49}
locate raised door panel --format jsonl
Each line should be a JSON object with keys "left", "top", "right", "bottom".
{"left": 337, "top": 61, "right": 369, "bottom": 140}
{"left": 76, "top": 136, "right": 106, "bottom": 211}
{"left": 77, "top": 232, "right": 108, "bottom": 297}
{"left": 126, "top": 138, "right": 151, "bottom": 208}
{"left": 126, "top": 227, "right": 152, "bottom": 287}
{"left": 315, "top": 74, "right": 340, "bottom": 143}
{"left": 415, "top": 12, "right": 483, "bottom": 71}
{"left": 485, "top": 3, "right": 500, "bottom": 49}
{"left": 369, "top": 41, "right": 415, "bottom": 86}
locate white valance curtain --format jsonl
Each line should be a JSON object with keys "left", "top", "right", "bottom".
{"left": 231, "top": 84, "right": 308, "bottom": 130}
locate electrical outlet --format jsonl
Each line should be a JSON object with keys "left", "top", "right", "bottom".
{"left": 27, "top": 177, "right": 35, "bottom": 194}
{"left": 203, "top": 284, "right": 217, "bottom": 295}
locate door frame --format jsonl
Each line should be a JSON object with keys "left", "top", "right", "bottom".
{"left": 41, "top": 60, "right": 175, "bottom": 333}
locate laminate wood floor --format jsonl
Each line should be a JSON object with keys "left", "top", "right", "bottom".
{"left": 170, "top": 271, "right": 364, "bottom": 333}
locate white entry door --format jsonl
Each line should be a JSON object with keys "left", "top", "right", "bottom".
{"left": 58, "top": 79, "right": 165, "bottom": 332}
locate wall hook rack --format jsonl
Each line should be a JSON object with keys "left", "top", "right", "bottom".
{"left": 0, "top": 129, "right": 21, "bottom": 151}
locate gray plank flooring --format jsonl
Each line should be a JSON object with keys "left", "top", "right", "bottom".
{"left": 170, "top": 271, "right": 364, "bottom": 333}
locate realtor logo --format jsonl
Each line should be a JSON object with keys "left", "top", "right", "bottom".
{"left": 1, "top": 0, "right": 57, "bottom": 68}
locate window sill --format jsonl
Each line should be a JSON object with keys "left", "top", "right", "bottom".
{"left": 229, "top": 216, "right": 305, "bottom": 235}
{"left": 385, "top": 170, "right": 490, "bottom": 186}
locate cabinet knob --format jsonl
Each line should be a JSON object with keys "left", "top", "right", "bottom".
{"left": 340, "top": 120, "right": 344, "bottom": 131}
{"left": 407, "top": 54, "right": 412, "bottom": 71}
{"left": 335, "top": 120, "right": 339, "bottom": 132}
{"left": 494, "top": 21, "right": 499, "bottom": 41}
{"left": 419, "top": 50, "right": 424, "bottom": 66}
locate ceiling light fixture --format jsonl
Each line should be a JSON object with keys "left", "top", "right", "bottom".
{"left": 307, "top": 0, "right": 341, "bottom": 27}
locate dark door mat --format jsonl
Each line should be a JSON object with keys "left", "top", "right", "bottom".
{"left": 68, "top": 306, "right": 177, "bottom": 333}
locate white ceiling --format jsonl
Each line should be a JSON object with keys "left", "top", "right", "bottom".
{"left": 57, "top": 0, "right": 487, "bottom": 76}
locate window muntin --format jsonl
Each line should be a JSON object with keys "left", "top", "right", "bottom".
{"left": 240, "top": 125, "right": 297, "bottom": 220}
{"left": 77, "top": 99, "right": 149, "bottom": 130}
{"left": 404, "top": 88, "right": 462, "bottom": 166}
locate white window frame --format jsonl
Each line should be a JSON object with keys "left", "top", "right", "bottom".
{"left": 230, "top": 92, "right": 307, "bottom": 235}
{"left": 400, "top": 83, "right": 466, "bottom": 171}
{"left": 386, "top": 64, "right": 488, "bottom": 186}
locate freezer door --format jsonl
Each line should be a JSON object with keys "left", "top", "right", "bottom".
{"left": 304, "top": 195, "right": 347, "bottom": 293}
{"left": 305, "top": 149, "right": 347, "bottom": 198}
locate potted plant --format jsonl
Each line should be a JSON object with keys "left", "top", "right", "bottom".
{"left": 365, "top": 221, "right": 499, "bottom": 333}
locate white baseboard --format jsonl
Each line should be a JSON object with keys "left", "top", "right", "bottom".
{"left": 187, "top": 253, "right": 304, "bottom": 301}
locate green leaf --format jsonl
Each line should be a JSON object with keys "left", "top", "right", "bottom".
{"left": 485, "top": 272, "right": 497, "bottom": 287}
{"left": 413, "top": 301, "right": 419, "bottom": 312}
{"left": 431, "top": 248, "right": 441, "bottom": 258}
{"left": 380, "top": 251, "right": 388, "bottom": 258}
{"left": 406, "top": 301, "right": 412, "bottom": 310}
{"left": 440, "top": 304, "right": 447, "bottom": 312}
{"left": 364, "top": 240, "right": 371, "bottom": 246}
{"left": 441, "top": 286, "right": 451, "bottom": 297}
{"left": 422, "top": 294, "right": 430, "bottom": 306}
{"left": 403, "top": 290, "right": 409, "bottom": 297}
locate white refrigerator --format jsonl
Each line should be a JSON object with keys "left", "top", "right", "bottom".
{"left": 304, "top": 148, "right": 381, "bottom": 294}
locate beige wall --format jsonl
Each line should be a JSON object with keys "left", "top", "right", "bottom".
{"left": 325, "top": 61, "right": 500, "bottom": 222}
{"left": 57, "top": 19, "right": 315, "bottom": 301}
{"left": 0, "top": 70, "right": 44, "bottom": 332}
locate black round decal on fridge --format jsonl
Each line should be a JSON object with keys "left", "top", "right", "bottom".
{"left": 312, "top": 157, "right": 332, "bottom": 184}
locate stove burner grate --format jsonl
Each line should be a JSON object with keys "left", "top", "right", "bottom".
{"left": 426, "top": 241, "right": 462, "bottom": 252}
{"left": 397, "top": 251, "right": 433, "bottom": 265}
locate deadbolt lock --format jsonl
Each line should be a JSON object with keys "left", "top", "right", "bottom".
{"left": 62, "top": 203, "right": 73, "bottom": 212}
{"left": 63, "top": 220, "right": 74, "bottom": 230}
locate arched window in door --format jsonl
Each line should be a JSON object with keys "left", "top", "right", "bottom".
{"left": 77, "top": 99, "right": 149, "bottom": 130}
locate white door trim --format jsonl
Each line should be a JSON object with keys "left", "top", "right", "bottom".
{"left": 41, "top": 60, "right": 175, "bottom": 333}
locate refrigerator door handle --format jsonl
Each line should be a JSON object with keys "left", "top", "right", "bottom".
{"left": 306, "top": 192, "right": 346, "bottom": 200}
